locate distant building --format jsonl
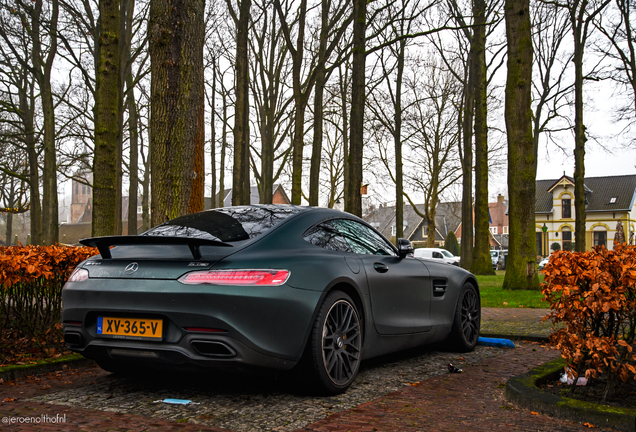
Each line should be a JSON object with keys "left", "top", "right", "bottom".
{"left": 70, "top": 171, "right": 93, "bottom": 223}
{"left": 205, "top": 184, "right": 291, "bottom": 208}
{"left": 364, "top": 202, "right": 462, "bottom": 247}
{"left": 535, "top": 174, "right": 636, "bottom": 254}
{"left": 489, "top": 194, "right": 509, "bottom": 249}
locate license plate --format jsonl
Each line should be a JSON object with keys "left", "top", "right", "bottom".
{"left": 97, "top": 317, "right": 163, "bottom": 340}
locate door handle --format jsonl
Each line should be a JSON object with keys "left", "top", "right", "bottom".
{"left": 373, "top": 262, "right": 388, "bottom": 273}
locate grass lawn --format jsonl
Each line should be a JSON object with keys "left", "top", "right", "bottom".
{"left": 475, "top": 270, "right": 550, "bottom": 309}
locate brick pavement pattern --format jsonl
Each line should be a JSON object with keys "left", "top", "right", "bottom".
{"left": 296, "top": 343, "right": 609, "bottom": 432}
{"left": 0, "top": 309, "right": 611, "bottom": 432}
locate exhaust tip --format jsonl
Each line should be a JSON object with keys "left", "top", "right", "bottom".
{"left": 191, "top": 340, "right": 236, "bottom": 357}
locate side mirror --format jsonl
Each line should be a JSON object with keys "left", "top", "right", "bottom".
{"left": 397, "top": 238, "right": 413, "bottom": 259}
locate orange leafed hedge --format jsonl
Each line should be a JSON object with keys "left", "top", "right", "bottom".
{"left": 542, "top": 243, "right": 636, "bottom": 399}
{"left": 0, "top": 244, "right": 98, "bottom": 354}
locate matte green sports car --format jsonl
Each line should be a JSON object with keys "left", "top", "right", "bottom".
{"left": 62, "top": 205, "right": 480, "bottom": 394}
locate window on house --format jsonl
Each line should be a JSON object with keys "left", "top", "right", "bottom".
{"left": 82, "top": 184, "right": 86, "bottom": 194}
{"left": 489, "top": 227, "right": 498, "bottom": 235}
{"left": 609, "top": 197, "right": 617, "bottom": 204}
{"left": 391, "top": 226, "right": 396, "bottom": 237}
{"left": 422, "top": 226, "right": 428, "bottom": 237}
{"left": 562, "top": 198, "right": 572, "bottom": 219}
{"left": 503, "top": 226, "right": 509, "bottom": 234}
{"left": 594, "top": 231, "right": 607, "bottom": 248}
{"left": 562, "top": 229, "right": 572, "bottom": 250}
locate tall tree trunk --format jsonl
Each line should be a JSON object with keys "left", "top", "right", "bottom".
{"left": 220, "top": 91, "right": 228, "bottom": 207}
{"left": 394, "top": 40, "right": 405, "bottom": 240}
{"left": 309, "top": 67, "right": 326, "bottom": 207}
{"left": 32, "top": 0, "right": 59, "bottom": 244}
{"left": 115, "top": 0, "right": 135, "bottom": 235}
{"left": 259, "top": 104, "right": 274, "bottom": 204}
{"left": 503, "top": 0, "right": 539, "bottom": 290}
{"left": 20, "top": 74, "right": 42, "bottom": 245}
{"left": 309, "top": 0, "right": 329, "bottom": 207}
{"left": 460, "top": 55, "right": 474, "bottom": 270}
{"left": 572, "top": 19, "right": 586, "bottom": 252}
{"left": 210, "top": 63, "right": 217, "bottom": 209}
{"left": 340, "top": 64, "right": 349, "bottom": 207}
{"left": 141, "top": 151, "right": 150, "bottom": 232}
{"left": 346, "top": 0, "right": 366, "bottom": 217}
{"left": 127, "top": 74, "right": 139, "bottom": 235}
{"left": 232, "top": 0, "right": 251, "bottom": 206}
{"left": 92, "top": 0, "right": 120, "bottom": 236}
{"left": 149, "top": 0, "right": 205, "bottom": 226}
{"left": 470, "top": 0, "right": 494, "bottom": 275}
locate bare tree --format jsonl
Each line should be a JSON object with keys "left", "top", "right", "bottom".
{"left": 595, "top": 0, "right": 636, "bottom": 140}
{"left": 0, "top": 0, "right": 59, "bottom": 244}
{"left": 226, "top": 0, "right": 251, "bottom": 206}
{"left": 554, "top": 0, "right": 611, "bottom": 251}
{"left": 92, "top": 0, "right": 120, "bottom": 236}
{"left": 503, "top": 0, "right": 539, "bottom": 290}
{"left": 248, "top": 0, "right": 294, "bottom": 204}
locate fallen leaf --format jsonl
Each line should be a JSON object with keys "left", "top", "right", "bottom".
{"left": 583, "top": 423, "right": 595, "bottom": 428}
{"left": 531, "top": 412, "right": 539, "bottom": 415}
{"left": 4, "top": 398, "right": 16, "bottom": 402}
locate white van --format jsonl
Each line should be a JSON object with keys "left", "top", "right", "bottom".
{"left": 413, "top": 248, "right": 460, "bottom": 266}
{"left": 490, "top": 250, "right": 508, "bottom": 270}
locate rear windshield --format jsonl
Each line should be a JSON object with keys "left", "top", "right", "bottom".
{"left": 142, "top": 206, "right": 301, "bottom": 242}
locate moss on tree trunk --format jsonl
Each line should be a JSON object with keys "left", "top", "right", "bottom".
{"left": 502, "top": 0, "right": 539, "bottom": 290}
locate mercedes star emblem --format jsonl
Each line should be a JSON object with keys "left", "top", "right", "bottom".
{"left": 124, "top": 262, "right": 139, "bottom": 275}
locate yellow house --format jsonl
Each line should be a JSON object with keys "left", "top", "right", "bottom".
{"left": 535, "top": 174, "right": 636, "bottom": 255}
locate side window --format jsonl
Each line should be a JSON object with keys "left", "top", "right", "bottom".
{"left": 433, "top": 251, "right": 443, "bottom": 259}
{"left": 303, "top": 222, "right": 353, "bottom": 252}
{"left": 331, "top": 219, "right": 397, "bottom": 256}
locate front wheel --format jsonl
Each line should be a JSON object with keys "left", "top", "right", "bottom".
{"left": 446, "top": 282, "right": 480, "bottom": 352}
{"left": 306, "top": 291, "right": 362, "bottom": 394}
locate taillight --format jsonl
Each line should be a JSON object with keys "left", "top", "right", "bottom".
{"left": 178, "top": 269, "right": 290, "bottom": 286}
{"left": 68, "top": 268, "right": 89, "bottom": 282}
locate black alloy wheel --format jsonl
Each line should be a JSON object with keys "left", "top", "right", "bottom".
{"left": 460, "top": 284, "right": 480, "bottom": 346}
{"left": 447, "top": 282, "right": 480, "bottom": 352}
{"left": 308, "top": 291, "right": 362, "bottom": 394}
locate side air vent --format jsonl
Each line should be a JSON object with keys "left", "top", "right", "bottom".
{"left": 432, "top": 279, "right": 447, "bottom": 298}
{"left": 191, "top": 340, "right": 236, "bottom": 357}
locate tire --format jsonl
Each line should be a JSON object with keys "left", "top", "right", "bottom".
{"left": 305, "top": 291, "right": 362, "bottom": 394}
{"left": 446, "top": 282, "right": 480, "bottom": 352}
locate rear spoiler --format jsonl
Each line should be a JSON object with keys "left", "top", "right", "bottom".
{"left": 79, "top": 236, "right": 232, "bottom": 260}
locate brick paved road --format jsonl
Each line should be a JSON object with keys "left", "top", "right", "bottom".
{"left": 1, "top": 342, "right": 614, "bottom": 431}
{"left": 0, "top": 308, "right": 612, "bottom": 431}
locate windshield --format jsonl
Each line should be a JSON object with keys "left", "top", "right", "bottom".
{"left": 441, "top": 250, "right": 454, "bottom": 258}
{"left": 490, "top": 251, "right": 498, "bottom": 257}
{"left": 142, "top": 206, "right": 301, "bottom": 242}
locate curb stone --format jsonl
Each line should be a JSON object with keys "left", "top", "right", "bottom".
{"left": 480, "top": 331, "right": 548, "bottom": 342}
{"left": 0, "top": 354, "right": 95, "bottom": 382}
{"left": 505, "top": 357, "right": 636, "bottom": 432}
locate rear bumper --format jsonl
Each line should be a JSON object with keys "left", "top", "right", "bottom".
{"left": 62, "top": 278, "right": 323, "bottom": 372}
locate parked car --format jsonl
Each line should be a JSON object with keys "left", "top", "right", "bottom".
{"left": 413, "top": 247, "right": 461, "bottom": 266}
{"left": 490, "top": 249, "right": 508, "bottom": 270}
{"left": 62, "top": 205, "right": 480, "bottom": 395}
{"left": 538, "top": 256, "right": 550, "bottom": 271}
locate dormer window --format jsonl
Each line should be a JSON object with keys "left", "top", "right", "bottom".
{"left": 609, "top": 196, "right": 617, "bottom": 204}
